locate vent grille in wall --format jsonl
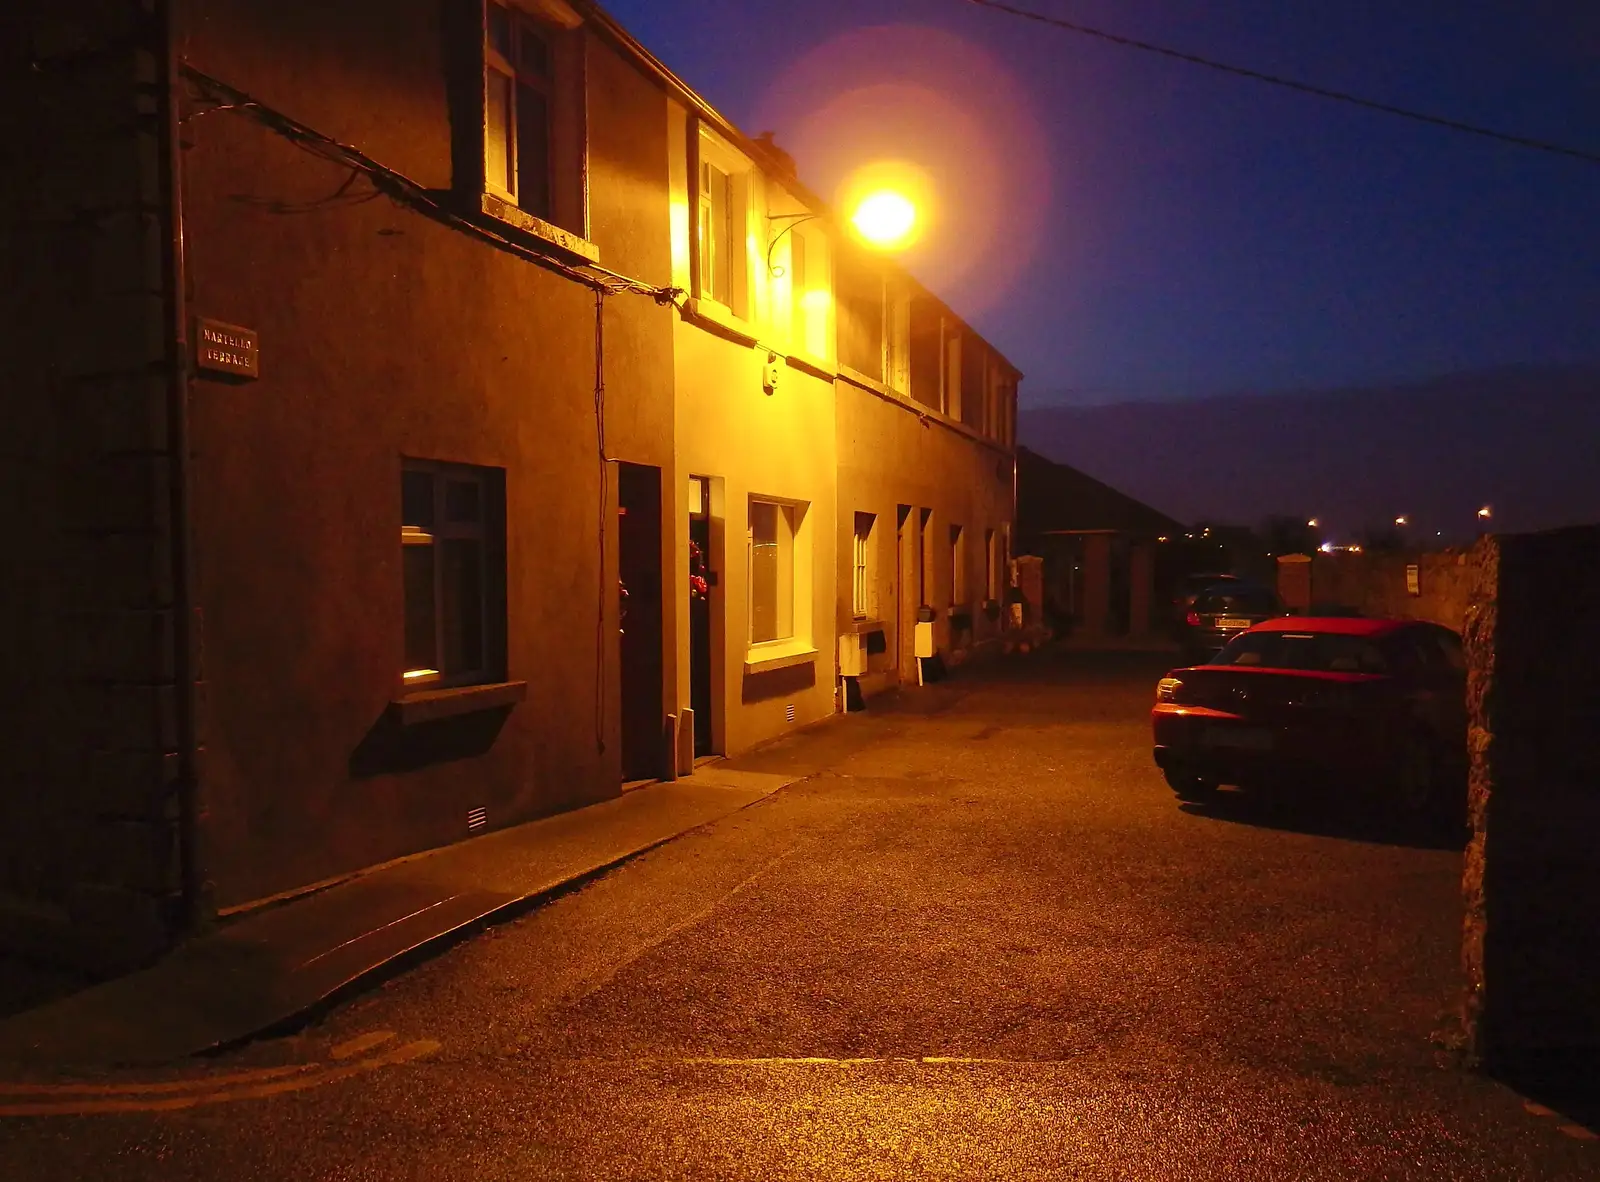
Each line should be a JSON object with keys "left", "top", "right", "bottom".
{"left": 785, "top": 703, "right": 796, "bottom": 723}
{"left": 467, "top": 807, "right": 487, "bottom": 831}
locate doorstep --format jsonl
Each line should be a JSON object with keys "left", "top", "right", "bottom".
{"left": 0, "top": 769, "right": 797, "bottom": 1069}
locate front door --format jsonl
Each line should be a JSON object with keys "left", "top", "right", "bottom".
{"left": 618, "top": 463, "right": 663, "bottom": 781}
{"left": 688, "top": 476, "right": 714, "bottom": 756}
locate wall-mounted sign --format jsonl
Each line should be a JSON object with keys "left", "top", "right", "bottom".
{"left": 195, "top": 318, "right": 259, "bottom": 380}
{"left": 1405, "top": 563, "right": 1421, "bottom": 597}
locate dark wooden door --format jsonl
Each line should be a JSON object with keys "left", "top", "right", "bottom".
{"left": 618, "top": 463, "right": 663, "bottom": 781}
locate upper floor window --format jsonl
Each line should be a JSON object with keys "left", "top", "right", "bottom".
{"left": 788, "top": 225, "right": 830, "bottom": 362}
{"left": 884, "top": 283, "right": 911, "bottom": 394}
{"left": 696, "top": 129, "right": 750, "bottom": 319}
{"left": 480, "top": 1, "right": 585, "bottom": 235}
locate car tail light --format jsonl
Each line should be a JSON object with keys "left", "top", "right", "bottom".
{"left": 1184, "top": 611, "right": 1200, "bottom": 627}
{"left": 1156, "top": 677, "right": 1185, "bottom": 703}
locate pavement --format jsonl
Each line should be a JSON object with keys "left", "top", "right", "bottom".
{"left": 0, "top": 649, "right": 1597, "bottom": 1179}
{"left": 0, "top": 764, "right": 796, "bottom": 1068}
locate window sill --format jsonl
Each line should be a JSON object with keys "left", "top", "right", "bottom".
{"left": 389, "top": 680, "right": 527, "bottom": 726}
{"left": 744, "top": 645, "right": 818, "bottom": 675}
{"left": 683, "top": 297, "right": 760, "bottom": 346}
{"left": 477, "top": 193, "right": 600, "bottom": 264}
{"left": 847, "top": 617, "right": 886, "bottom": 635}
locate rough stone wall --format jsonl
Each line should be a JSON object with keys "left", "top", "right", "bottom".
{"left": 0, "top": 0, "right": 187, "bottom": 967}
{"left": 1460, "top": 526, "right": 1600, "bottom": 1073}
{"left": 1306, "top": 547, "right": 1478, "bottom": 631}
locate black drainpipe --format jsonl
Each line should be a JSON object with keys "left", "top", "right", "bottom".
{"left": 156, "top": 0, "right": 209, "bottom": 935}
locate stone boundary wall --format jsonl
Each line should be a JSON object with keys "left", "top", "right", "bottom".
{"left": 1460, "top": 526, "right": 1600, "bottom": 1076}
{"left": 0, "top": 0, "right": 189, "bottom": 969}
{"left": 1277, "top": 548, "right": 1480, "bottom": 632}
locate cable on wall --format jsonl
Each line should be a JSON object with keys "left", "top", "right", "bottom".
{"left": 179, "top": 64, "right": 692, "bottom": 300}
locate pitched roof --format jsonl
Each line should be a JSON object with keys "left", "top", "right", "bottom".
{"left": 1015, "top": 447, "right": 1185, "bottom": 540}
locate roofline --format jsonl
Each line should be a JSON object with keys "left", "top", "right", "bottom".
{"left": 573, "top": 0, "right": 1023, "bottom": 380}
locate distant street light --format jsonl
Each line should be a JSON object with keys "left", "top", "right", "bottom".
{"left": 1394, "top": 515, "right": 1409, "bottom": 527}
{"left": 1306, "top": 518, "right": 1319, "bottom": 529}
{"left": 1477, "top": 505, "right": 1493, "bottom": 520}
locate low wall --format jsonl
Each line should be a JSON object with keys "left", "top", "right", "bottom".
{"left": 1278, "top": 548, "right": 1480, "bottom": 631}
{"left": 1460, "top": 525, "right": 1600, "bottom": 1078}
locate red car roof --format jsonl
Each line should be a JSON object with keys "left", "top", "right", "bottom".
{"left": 1252, "top": 615, "right": 1417, "bottom": 637}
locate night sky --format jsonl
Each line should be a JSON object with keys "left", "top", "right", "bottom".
{"left": 604, "top": 0, "right": 1598, "bottom": 407}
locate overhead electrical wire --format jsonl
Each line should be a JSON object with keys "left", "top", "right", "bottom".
{"left": 961, "top": 0, "right": 1600, "bottom": 166}
{"left": 180, "top": 64, "right": 690, "bottom": 301}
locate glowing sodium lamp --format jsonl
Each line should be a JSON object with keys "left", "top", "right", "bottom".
{"left": 1477, "top": 505, "right": 1492, "bottom": 519}
{"left": 1306, "top": 518, "right": 1320, "bottom": 528}
{"left": 1394, "top": 515, "right": 1409, "bottom": 526}
{"left": 851, "top": 190, "right": 917, "bottom": 249}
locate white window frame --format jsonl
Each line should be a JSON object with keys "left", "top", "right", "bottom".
{"left": 748, "top": 497, "right": 796, "bottom": 647}
{"left": 950, "top": 524, "right": 967, "bottom": 606}
{"left": 852, "top": 512, "right": 875, "bottom": 619}
{"left": 885, "top": 282, "right": 911, "bottom": 394}
{"left": 696, "top": 130, "right": 752, "bottom": 320}
{"left": 484, "top": 3, "right": 555, "bottom": 214}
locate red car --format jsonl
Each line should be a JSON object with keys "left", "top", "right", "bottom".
{"left": 1151, "top": 616, "right": 1467, "bottom": 816}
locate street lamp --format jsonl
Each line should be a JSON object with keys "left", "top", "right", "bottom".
{"left": 1477, "top": 505, "right": 1492, "bottom": 521}
{"left": 1394, "top": 515, "right": 1409, "bottom": 527}
{"left": 1306, "top": 518, "right": 1319, "bottom": 529}
{"left": 851, "top": 191, "right": 918, "bottom": 249}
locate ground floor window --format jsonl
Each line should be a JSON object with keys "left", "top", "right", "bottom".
{"left": 401, "top": 459, "right": 505, "bottom": 688}
{"left": 852, "top": 512, "right": 875, "bottom": 619}
{"left": 749, "top": 497, "right": 798, "bottom": 645}
{"left": 950, "top": 523, "right": 967, "bottom": 605}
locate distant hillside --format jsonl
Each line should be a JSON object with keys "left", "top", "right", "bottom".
{"left": 1017, "top": 365, "right": 1600, "bottom": 541}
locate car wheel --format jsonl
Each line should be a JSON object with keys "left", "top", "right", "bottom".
{"left": 1163, "top": 767, "right": 1220, "bottom": 802}
{"left": 1391, "top": 735, "right": 1438, "bottom": 819}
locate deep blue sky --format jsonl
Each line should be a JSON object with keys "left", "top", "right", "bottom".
{"left": 604, "top": 0, "right": 1598, "bottom": 407}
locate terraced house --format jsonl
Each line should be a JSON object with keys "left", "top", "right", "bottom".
{"left": 1, "top": 0, "right": 1020, "bottom": 971}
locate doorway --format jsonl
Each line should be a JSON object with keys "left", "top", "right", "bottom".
{"left": 688, "top": 475, "right": 714, "bottom": 756}
{"left": 618, "top": 463, "right": 663, "bottom": 781}
{"left": 897, "top": 505, "right": 915, "bottom": 680}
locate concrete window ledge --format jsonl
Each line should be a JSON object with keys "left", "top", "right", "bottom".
{"left": 847, "top": 618, "right": 886, "bottom": 635}
{"left": 744, "top": 648, "right": 818, "bottom": 675}
{"left": 476, "top": 193, "right": 600, "bottom": 264}
{"left": 390, "top": 681, "right": 528, "bottom": 726}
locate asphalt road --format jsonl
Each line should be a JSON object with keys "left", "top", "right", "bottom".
{"left": 2, "top": 652, "right": 1596, "bottom": 1180}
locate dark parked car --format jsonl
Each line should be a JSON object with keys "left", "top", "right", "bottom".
{"left": 1167, "top": 571, "right": 1242, "bottom": 635}
{"left": 1179, "top": 581, "right": 1284, "bottom": 663}
{"left": 1151, "top": 616, "right": 1467, "bottom": 817}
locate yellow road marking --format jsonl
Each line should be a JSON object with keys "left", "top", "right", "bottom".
{"left": 0, "top": 1040, "right": 440, "bottom": 1118}
{"left": 331, "top": 1030, "right": 396, "bottom": 1060}
{"left": 679, "top": 1056, "right": 1041, "bottom": 1067}
{"left": 0, "top": 1063, "right": 313, "bottom": 1097}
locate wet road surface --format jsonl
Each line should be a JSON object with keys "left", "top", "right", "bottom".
{"left": 2, "top": 653, "right": 1595, "bottom": 1179}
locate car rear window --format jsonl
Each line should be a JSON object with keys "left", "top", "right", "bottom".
{"left": 1211, "top": 630, "right": 1389, "bottom": 673}
{"left": 1194, "top": 586, "right": 1281, "bottom": 614}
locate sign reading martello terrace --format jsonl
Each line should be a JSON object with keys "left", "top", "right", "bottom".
{"left": 195, "top": 317, "right": 259, "bottom": 379}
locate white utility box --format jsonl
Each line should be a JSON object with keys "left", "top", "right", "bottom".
{"left": 913, "top": 621, "right": 935, "bottom": 659}
{"left": 838, "top": 632, "right": 866, "bottom": 677}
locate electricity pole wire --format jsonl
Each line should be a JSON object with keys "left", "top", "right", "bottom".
{"left": 962, "top": 0, "right": 1600, "bottom": 166}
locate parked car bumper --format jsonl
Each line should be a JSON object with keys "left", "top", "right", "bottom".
{"left": 1152, "top": 705, "right": 1383, "bottom": 788}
